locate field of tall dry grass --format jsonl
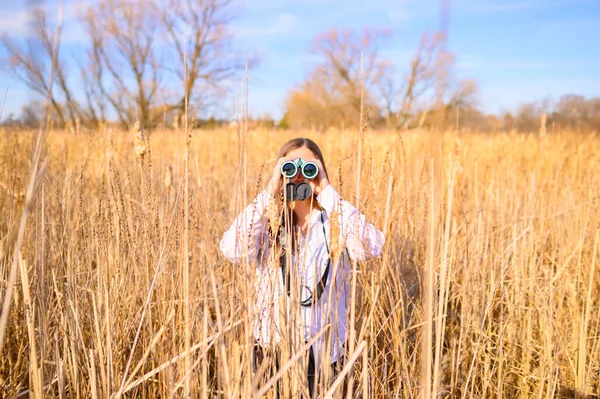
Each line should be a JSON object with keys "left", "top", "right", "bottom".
{"left": 0, "top": 127, "right": 598, "bottom": 398}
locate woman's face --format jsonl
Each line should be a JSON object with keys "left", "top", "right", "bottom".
{"left": 284, "top": 146, "right": 319, "bottom": 185}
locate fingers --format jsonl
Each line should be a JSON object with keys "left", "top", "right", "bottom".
{"left": 274, "top": 156, "right": 293, "bottom": 170}
{"left": 269, "top": 157, "right": 296, "bottom": 194}
{"left": 305, "top": 157, "right": 324, "bottom": 170}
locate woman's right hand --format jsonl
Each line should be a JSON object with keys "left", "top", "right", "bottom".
{"left": 267, "top": 157, "right": 293, "bottom": 197}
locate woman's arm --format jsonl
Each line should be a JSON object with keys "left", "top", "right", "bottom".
{"left": 317, "top": 185, "right": 385, "bottom": 261}
{"left": 219, "top": 190, "right": 271, "bottom": 264}
{"left": 220, "top": 156, "right": 296, "bottom": 263}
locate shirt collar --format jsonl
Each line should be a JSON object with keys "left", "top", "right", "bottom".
{"left": 309, "top": 207, "right": 326, "bottom": 231}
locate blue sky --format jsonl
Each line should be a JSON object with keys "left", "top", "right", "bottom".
{"left": 1, "top": 0, "right": 599, "bottom": 121}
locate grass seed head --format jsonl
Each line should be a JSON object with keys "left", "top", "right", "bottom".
{"left": 133, "top": 121, "right": 146, "bottom": 166}
{"left": 267, "top": 196, "right": 281, "bottom": 242}
{"left": 164, "top": 165, "right": 173, "bottom": 193}
{"left": 329, "top": 209, "right": 341, "bottom": 264}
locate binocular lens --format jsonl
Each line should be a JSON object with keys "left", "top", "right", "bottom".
{"left": 303, "top": 163, "right": 318, "bottom": 178}
{"left": 285, "top": 182, "right": 312, "bottom": 201}
{"left": 281, "top": 162, "right": 297, "bottom": 178}
{"left": 295, "top": 182, "right": 312, "bottom": 200}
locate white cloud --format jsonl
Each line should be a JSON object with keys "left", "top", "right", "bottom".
{"left": 235, "top": 13, "right": 299, "bottom": 38}
{"left": 471, "top": 0, "right": 539, "bottom": 12}
{"left": 0, "top": 10, "right": 32, "bottom": 36}
{"left": 0, "top": 3, "right": 89, "bottom": 44}
{"left": 462, "top": 0, "right": 597, "bottom": 13}
{"left": 487, "top": 60, "right": 563, "bottom": 70}
{"left": 458, "top": 57, "right": 576, "bottom": 72}
{"left": 387, "top": 8, "right": 411, "bottom": 25}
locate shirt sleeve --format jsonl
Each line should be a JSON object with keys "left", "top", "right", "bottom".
{"left": 316, "top": 184, "right": 385, "bottom": 261}
{"left": 219, "top": 190, "right": 271, "bottom": 264}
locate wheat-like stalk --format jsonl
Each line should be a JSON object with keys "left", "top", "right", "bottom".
{"left": 133, "top": 121, "right": 146, "bottom": 168}
{"left": 0, "top": 128, "right": 598, "bottom": 398}
{"left": 329, "top": 210, "right": 341, "bottom": 265}
{"left": 164, "top": 165, "right": 172, "bottom": 196}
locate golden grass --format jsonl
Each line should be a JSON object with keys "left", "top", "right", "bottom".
{"left": 0, "top": 127, "right": 599, "bottom": 398}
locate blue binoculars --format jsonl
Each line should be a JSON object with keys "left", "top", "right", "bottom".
{"left": 280, "top": 158, "right": 319, "bottom": 180}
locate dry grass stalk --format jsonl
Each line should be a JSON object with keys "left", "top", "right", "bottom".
{"left": 0, "top": 4, "right": 63, "bottom": 359}
{"left": 0, "top": 127, "right": 598, "bottom": 398}
{"left": 18, "top": 255, "right": 42, "bottom": 399}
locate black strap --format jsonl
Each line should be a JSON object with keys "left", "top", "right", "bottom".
{"left": 280, "top": 212, "right": 331, "bottom": 307}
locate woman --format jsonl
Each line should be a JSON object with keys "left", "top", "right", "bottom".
{"left": 219, "top": 137, "right": 385, "bottom": 397}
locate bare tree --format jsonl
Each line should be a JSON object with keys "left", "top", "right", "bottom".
{"left": 1, "top": 6, "right": 80, "bottom": 127}
{"left": 284, "top": 27, "right": 473, "bottom": 130}
{"left": 378, "top": 60, "right": 397, "bottom": 126}
{"left": 20, "top": 100, "right": 44, "bottom": 128}
{"left": 159, "top": 0, "right": 244, "bottom": 115}
{"left": 310, "top": 27, "right": 392, "bottom": 112}
{"left": 80, "top": 0, "right": 244, "bottom": 128}
{"left": 285, "top": 27, "right": 391, "bottom": 129}
{"left": 284, "top": 69, "right": 343, "bottom": 130}
{"left": 82, "top": 0, "right": 162, "bottom": 128}
{"left": 77, "top": 22, "right": 108, "bottom": 127}
{"left": 393, "top": 32, "right": 449, "bottom": 128}
{"left": 3, "top": 0, "right": 249, "bottom": 130}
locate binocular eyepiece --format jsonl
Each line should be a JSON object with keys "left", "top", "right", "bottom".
{"left": 280, "top": 158, "right": 319, "bottom": 201}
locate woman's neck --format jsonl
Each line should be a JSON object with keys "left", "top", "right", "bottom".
{"left": 291, "top": 199, "right": 314, "bottom": 234}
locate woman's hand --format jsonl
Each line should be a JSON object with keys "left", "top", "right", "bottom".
{"left": 304, "top": 158, "right": 330, "bottom": 196}
{"left": 266, "top": 156, "right": 293, "bottom": 197}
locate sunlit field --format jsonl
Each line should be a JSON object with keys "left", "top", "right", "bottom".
{"left": 0, "top": 127, "right": 598, "bottom": 398}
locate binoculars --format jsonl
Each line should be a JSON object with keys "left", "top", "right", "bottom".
{"left": 280, "top": 158, "right": 319, "bottom": 180}
{"left": 280, "top": 158, "right": 319, "bottom": 201}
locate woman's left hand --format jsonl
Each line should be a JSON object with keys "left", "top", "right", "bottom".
{"left": 304, "top": 158, "right": 330, "bottom": 196}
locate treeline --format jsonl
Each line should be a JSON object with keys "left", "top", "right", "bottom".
{"left": 5, "top": 93, "right": 599, "bottom": 134}
{"left": 281, "top": 94, "right": 600, "bottom": 133}
{"left": 2, "top": 2, "right": 598, "bottom": 133}
{"left": 502, "top": 95, "right": 600, "bottom": 133}
{"left": 0, "top": 1, "right": 474, "bottom": 132}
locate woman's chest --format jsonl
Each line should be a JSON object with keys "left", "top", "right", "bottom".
{"left": 292, "top": 229, "right": 330, "bottom": 277}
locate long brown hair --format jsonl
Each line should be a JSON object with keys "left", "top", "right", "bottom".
{"left": 272, "top": 137, "right": 329, "bottom": 253}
